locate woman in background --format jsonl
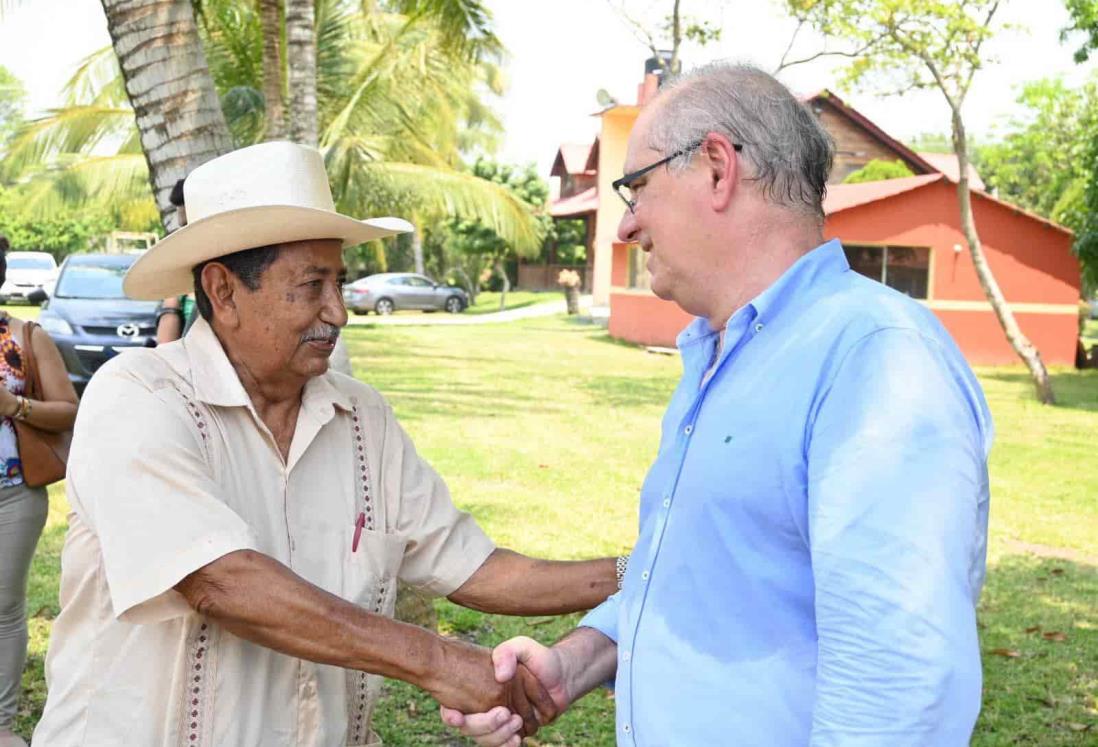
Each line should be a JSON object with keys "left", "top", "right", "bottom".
{"left": 0, "top": 235, "right": 78, "bottom": 747}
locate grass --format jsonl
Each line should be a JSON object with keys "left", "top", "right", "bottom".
{"left": 1083, "top": 318, "right": 1098, "bottom": 349}
{"left": 465, "top": 290, "right": 553, "bottom": 315}
{"left": 13, "top": 316, "right": 1098, "bottom": 744}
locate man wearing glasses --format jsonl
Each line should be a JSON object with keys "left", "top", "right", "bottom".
{"left": 442, "top": 62, "right": 992, "bottom": 746}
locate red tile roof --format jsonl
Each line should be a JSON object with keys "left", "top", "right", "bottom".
{"left": 825, "top": 173, "right": 1073, "bottom": 236}
{"left": 916, "top": 152, "right": 986, "bottom": 190}
{"left": 824, "top": 174, "right": 944, "bottom": 215}
{"left": 551, "top": 143, "right": 596, "bottom": 177}
{"left": 549, "top": 185, "right": 597, "bottom": 217}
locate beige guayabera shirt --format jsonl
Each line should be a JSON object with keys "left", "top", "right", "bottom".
{"left": 34, "top": 318, "right": 494, "bottom": 746}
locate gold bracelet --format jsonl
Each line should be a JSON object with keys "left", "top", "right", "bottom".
{"left": 13, "top": 395, "right": 30, "bottom": 421}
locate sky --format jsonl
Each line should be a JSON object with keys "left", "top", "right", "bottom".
{"left": 0, "top": 0, "right": 1094, "bottom": 176}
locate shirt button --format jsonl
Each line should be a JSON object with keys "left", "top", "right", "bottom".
{"left": 640, "top": 570, "right": 649, "bottom": 581}
{"left": 622, "top": 651, "right": 631, "bottom": 662}
{"left": 754, "top": 322, "right": 764, "bottom": 333}
{"left": 662, "top": 498, "right": 670, "bottom": 508}
{"left": 623, "top": 724, "right": 632, "bottom": 734}
{"left": 684, "top": 424, "right": 693, "bottom": 435}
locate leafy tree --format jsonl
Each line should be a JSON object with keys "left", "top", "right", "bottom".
{"left": 976, "top": 78, "right": 1095, "bottom": 232}
{"left": 607, "top": 0, "right": 726, "bottom": 76}
{"left": 4, "top": 1, "right": 543, "bottom": 257}
{"left": 784, "top": 0, "right": 1056, "bottom": 404}
{"left": 842, "top": 158, "right": 914, "bottom": 183}
{"left": 0, "top": 65, "right": 25, "bottom": 144}
{"left": 1062, "top": 0, "right": 1098, "bottom": 62}
{"left": 426, "top": 159, "right": 551, "bottom": 308}
{"left": 0, "top": 187, "right": 118, "bottom": 258}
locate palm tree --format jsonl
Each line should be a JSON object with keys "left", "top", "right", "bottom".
{"left": 259, "top": 0, "right": 287, "bottom": 140}
{"left": 6, "top": 0, "right": 543, "bottom": 256}
{"left": 285, "top": 0, "right": 318, "bottom": 146}
{"left": 99, "top": 0, "right": 233, "bottom": 230}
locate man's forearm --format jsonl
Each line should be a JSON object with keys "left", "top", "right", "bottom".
{"left": 448, "top": 549, "right": 617, "bottom": 616}
{"left": 176, "top": 549, "right": 443, "bottom": 686}
{"left": 555, "top": 626, "right": 618, "bottom": 709}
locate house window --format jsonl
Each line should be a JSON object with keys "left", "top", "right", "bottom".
{"left": 843, "top": 244, "right": 930, "bottom": 299}
{"left": 628, "top": 246, "right": 650, "bottom": 290}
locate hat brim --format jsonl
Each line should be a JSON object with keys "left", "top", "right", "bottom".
{"left": 123, "top": 205, "right": 413, "bottom": 300}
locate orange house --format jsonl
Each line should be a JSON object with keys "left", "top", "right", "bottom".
{"left": 559, "top": 75, "right": 1081, "bottom": 365}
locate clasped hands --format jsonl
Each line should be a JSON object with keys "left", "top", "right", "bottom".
{"left": 436, "top": 636, "right": 566, "bottom": 747}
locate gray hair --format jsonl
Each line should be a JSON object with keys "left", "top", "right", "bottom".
{"left": 648, "top": 62, "right": 834, "bottom": 221}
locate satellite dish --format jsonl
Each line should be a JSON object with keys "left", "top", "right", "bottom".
{"left": 596, "top": 88, "right": 618, "bottom": 108}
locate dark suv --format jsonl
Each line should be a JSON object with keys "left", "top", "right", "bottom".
{"left": 35, "top": 253, "right": 159, "bottom": 392}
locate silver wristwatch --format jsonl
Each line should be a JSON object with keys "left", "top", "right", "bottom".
{"left": 615, "top": 554, "right": 630, "bottom": 589}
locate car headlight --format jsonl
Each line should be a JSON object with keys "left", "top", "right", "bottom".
{"left": 38, "top": 314, "right": 74, "bottom": 336}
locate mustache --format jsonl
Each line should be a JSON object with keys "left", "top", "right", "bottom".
{"left": 300, "top": 323, "right": 341, "bottom": 344}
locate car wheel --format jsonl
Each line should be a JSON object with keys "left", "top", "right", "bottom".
{"left": 444, "top": 296, "right": 464, "bottom": 313}
{"left": 375, "top": 298, "right": 395, "bottom": 315}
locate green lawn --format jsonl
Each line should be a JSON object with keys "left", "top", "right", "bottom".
{"left": 465, "top": 290, "right": 553, "bottom": 315}
{"left": 14, "top": 316, "right": 1098, "bottom": 744}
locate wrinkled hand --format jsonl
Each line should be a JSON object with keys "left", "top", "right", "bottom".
{"left": 439, "top": 636, "right": 569, "bottom": 747}
{"left": 427, "top": 637, "right": 556, "bottom": 741}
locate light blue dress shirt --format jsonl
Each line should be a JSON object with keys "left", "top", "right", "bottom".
{"left": 581, "top": 240, "right": 993, "bottom": 746}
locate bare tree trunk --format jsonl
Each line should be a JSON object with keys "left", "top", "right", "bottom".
{"left": 259, "top": 0, "right": 286, "bottom": 141}
{"left": 951, "top": 109, "right": 1055, "bottom": 404}
{"left": 100, "top": 0, "right": 233, "bottom": 232}
{"left": 285, "top": 0, "right": 318, "bottom": 147}
{"left": 411, "top": 228, "right": 425, "bottom": 275}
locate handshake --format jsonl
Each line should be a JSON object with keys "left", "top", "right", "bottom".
{"left": 431, "top": 635, "right": 570, "bottom": 747}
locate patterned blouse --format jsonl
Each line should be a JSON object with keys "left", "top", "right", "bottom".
{"left": 0, "top": 313, "right": 26, "bottom": 487}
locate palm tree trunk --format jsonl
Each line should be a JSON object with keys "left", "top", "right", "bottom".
{"left": 100, "top": 0, "right": 233, "bottom": 232}
{"left": 259, "top": 0, "right": 286, "bottom": 141}
{"left": 495, "top": 258, "right": 509, "bottom": 311}
{"left": 951, "top": 108, "right": 1055, "bottom": 404}
{"left": 411, "top": 227, "right": 425, "bottom": 275}
{"left": 285, "top": 0, "right": 318, "bottom": 147}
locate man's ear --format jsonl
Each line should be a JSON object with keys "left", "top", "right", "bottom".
{"left": 704, "top": 133, "right": 738, "bottom": 212}
{"left": 201, "top": 263, "right": 241, "bottom": 328}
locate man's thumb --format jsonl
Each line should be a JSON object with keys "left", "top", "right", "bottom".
{"left": 492, "top": 636, "right": 535, "bottom": 683}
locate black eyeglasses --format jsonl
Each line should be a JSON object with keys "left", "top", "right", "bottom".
{"left": 612, "top": 139, "right": 743, "bottom": 214}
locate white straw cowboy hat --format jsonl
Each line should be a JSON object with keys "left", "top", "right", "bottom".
{"left": 123, "top": 141, "right": 413, "bottom": 300}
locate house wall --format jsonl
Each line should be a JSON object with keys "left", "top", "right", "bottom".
{"left": 608, "top": 180, "right": 1080, "bottom": 365}
{"left": 826, "top": 179, "right": 1079, "bottom": 364}
{"left": 812, "top": 99, "right": 927, "bottom": 183}
{"left": 593, "top": 108, "right": 637, "bottom": 306}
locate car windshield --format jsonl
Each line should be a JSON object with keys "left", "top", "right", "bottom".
{"left": 55, "top": 258, "right": 135, "bottom": 299}
{"left": 8, "top": 256, "right": 54, "bottom": 270}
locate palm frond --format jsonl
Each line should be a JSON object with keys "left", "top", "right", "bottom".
{"left": 1, "top": 105, "right": 136, "bottom": 180}
{"left": 62, "top": 46, "right": 127, "bottom": 108}
{"left": 336, "top": 160, "right": 545, "bottom": 256}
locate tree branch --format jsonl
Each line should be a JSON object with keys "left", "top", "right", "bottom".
{"left": 605, "top": 0, "right": 664, "bottom": 72}
{"left": 775, "top": 18, "right": 805, "bottom": 73}
{"left": 774, "top": 34, "right": 885, "bottom": 73}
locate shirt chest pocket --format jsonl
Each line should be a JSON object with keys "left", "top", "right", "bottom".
{"left": 346, "top": 529, "right": 407, "bottom": 615}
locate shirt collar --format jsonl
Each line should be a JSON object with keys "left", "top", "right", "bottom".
{"left": 748, "top": 238, "right": 848, "bottom": 324}
{"left": 675, "top": 238, "right": 849, "bottom": 351}
{"left": 184, "top": 317, "right": 353, "bottom": 413}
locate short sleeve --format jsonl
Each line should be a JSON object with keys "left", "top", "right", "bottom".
{"left": 68, "top": 362, "right": 258, "bottom": 624}
{"left": 383, "top": 410, "right": 495, "bottom": 596}
{"left": 579, "top": 592, "right": 621, "bottom": 643}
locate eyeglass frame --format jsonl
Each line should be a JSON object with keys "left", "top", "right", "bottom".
{"left": 612, "top": 137, "right": 743, "bottom": 214}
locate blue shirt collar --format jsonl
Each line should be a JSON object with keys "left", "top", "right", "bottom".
{"left": 676, "top": 239, "right": 849, "bottom": 350}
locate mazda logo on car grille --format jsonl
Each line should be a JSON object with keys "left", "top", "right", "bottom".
{"left": 116, "top": 323, "right": 140, "bottom": 338}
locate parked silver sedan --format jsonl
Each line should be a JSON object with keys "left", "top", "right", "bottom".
{"left": 343, "top": 272, "right": 469, "bottom": 315}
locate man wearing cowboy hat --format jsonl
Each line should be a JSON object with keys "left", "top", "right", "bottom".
{"left": 34, "top": 142, "right": 617, "bottom": 746}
